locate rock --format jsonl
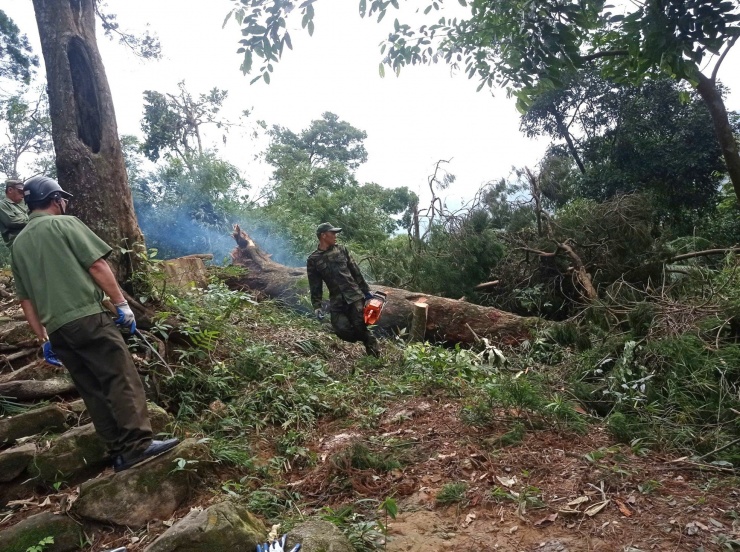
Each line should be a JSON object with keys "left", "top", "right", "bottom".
{"left": 0, "top": 404, "right": 68, "bottom": 445}
{"left": 287, "top": 520, "right": 355, "bottom": 552}
{"left": 0, "top": 442, "right": 36, "bottom": 482}
{"left": 0, "top": 512, "right": 81, "bottom": 552}
{"left": 30, "top": 403, "right": 173, "bottom": 483}
{"left": 145, "top": 500, "right": 267, "bottom": 552}
{"left": 0, "top": 378, "right": 76, "bottom": 400}
{"left": 31, "top": 423, "right": 108, "bottom": 483}
{"left": 148, "top": 402, "right": 173, "bottom": 433}
{"left": 72, "top": 439, "right": 210, "bottom": 528}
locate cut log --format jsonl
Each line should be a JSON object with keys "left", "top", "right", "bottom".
{"left": 410, "top": 302, "right": 428, "bottom": 342}
{"left": 228, "top": 225, "right": 539, "bottom": 345}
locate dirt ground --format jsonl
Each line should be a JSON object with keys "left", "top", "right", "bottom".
{"left": 290, "top": 397, "right": 740, "bottom": 552}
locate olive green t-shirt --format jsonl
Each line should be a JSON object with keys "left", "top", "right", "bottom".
{"left": 0, "top": 197, "right": 29, "bottom": 246}
{"left": 11, "top": 213, "right": 111, "bottom": 334}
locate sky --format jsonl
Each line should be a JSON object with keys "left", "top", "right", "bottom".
{"left": 3, "top": 0, "right": 740, "bottom": 209}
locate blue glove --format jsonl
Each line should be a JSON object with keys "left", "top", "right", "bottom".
{"left": 256, "top": 535, "right": 300, "bottom": 552}
{"left": 114, "top": 301, "right": 137, "bottom": 334}
{"left": 364, "top": 291, "right": 374, "bottom": 301}
{"left": 43, "top": 341, "right": 63, "bottom": 367}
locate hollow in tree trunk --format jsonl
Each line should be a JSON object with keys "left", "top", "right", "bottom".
{"left": 31, "top": 0, "right": 144, "bottom": 282}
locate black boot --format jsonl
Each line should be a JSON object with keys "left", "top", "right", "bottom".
{"left": 365, "top": 337, "right": 380, "bottom": 358}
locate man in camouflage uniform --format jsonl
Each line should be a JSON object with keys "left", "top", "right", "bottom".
{"left": 0, "top": 179, "right": 29, "bottom": 248}
{"left": 307, "top": 222, "right": 380, "bottom": 357}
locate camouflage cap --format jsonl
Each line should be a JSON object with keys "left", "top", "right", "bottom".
{"left": 316, "top": 222, "right": 342, "bottom": 236}
{"left": 5, "top": 179, "right": 23, "bottom": 190}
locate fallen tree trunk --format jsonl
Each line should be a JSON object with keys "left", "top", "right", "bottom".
{"left": 227, "top": 225, "right": 539, "bottom": 345}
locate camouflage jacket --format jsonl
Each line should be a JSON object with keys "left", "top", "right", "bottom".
{"left": 307, "top": 244, "right": 370, "bottom": 311}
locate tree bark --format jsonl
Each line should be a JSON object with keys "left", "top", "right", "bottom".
{"left": 228, "top": 225, "right": 539, "bottom": 345}
{"left": 0, "top": 379, "right": 77, "bottom": 400}
{"left": 696, "top": 72, "right": 740, "bottom": 203}
{"left": 31, "top": 0, "right": 144, "bottom": 282}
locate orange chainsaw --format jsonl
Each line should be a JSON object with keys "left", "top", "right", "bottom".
{"left": 363, "top": 291, "right": 387, "bottom": 325}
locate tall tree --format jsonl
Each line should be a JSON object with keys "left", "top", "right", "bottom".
{"left": 229, "top": 0, "right": 740, "bottom": 202}
{"left": 140, "top": 81, "right": 231, "bottom": 171}
{"left": 259, "top": 112, "right": 416, "bottom": 259}
{"left": 0, "top": 9, "right": 37, "bottom": 84}
{"left": 31, "top": 0, "right": 143, "bottom": 281}
{"left": 0, "top": 88, "right": 52, "bottom": 179}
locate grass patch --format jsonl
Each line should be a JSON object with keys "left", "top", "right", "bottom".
{"left": 436, "top": 482, "right": 468, "bottom": 506}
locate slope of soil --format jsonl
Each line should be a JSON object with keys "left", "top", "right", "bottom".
{"left": 1, "top": 271, "right": 738, "bottom": 552}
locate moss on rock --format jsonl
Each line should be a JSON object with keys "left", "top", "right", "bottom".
{"left": 0, "top": 512, "right": 81, "bottom": 552}
{"left": 0, "top": 405, "right": 68, "bottom": 446}
{"left": 30, "top": 423, "right": 108, "bottom": 483}
{"left": 145, "top": 500, "right": 267, "bottom": 552}
{"left": 288, "top": 520, "right": 355, "bottom": 552}
{"left": 72, "top": 439, "right": 211, "bottom": 528}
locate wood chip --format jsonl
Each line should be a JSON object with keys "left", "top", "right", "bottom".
{"left": 615, "top": 498, "right": 632, "bottom": 517}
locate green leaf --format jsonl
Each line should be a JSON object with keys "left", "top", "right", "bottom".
{"left": 359, "top": 0, "right": 367, "bottom": 17}
{"left": 381, "top": 497, "right": 398, "bottom": 519}
{"left": 222, "top": 10, "right": 234, "bottom": 28}
{"left": 379, "top": 63, "right": 385, "bottom": 77}
{"left": 308, "top": 20, "right": 315, "bottom": 36}
{"left": 263, "top": 72, "right": 271, "bottom": 84}
{"left": 458, "top": 0, "right": 467, "bottom": 6}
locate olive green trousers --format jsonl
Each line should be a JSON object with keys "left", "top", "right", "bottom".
{"left": 50, "top": 313, "right": 152, "bottom": 460}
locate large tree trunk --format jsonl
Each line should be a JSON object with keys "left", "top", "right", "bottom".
{"left": 228, "top": 225, "right": 538, "bottom": 345}
{"left": 32, "top": 0, "right": 144, "bottom": 282}
{"left": 696, "top": 72, "right": 740, "bottom": 203}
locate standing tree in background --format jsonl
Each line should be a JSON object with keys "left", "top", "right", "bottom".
{"left": 31, "top": 0, "right": 143, "bottom": 281}
{"left": 0, "top": 9, "right": 37, "bottom": 84}
{"left": 229, "top": 0, "right": 740, "bottom": 202}
{"left": 141, "top": 81, "right": 233, "bottom": 173}
{"left": 259, "top": 112, "right": 417, "bottom": 259}
{"left": 0, "top": 89, "right": 52, "bottom": 179}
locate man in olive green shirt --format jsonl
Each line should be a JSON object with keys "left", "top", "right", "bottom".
{"left": 0, "top": 179, "right": 29, "bottom": 248}
{"left": 307, "top": 222, "right": 380, "bottom": 357}
{"left": 12, "top": 176, "right": 178, "bottom": 472}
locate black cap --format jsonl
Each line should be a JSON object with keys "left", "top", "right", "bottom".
{"left": 316, "top": 222, "right": 342, "bottom": 236}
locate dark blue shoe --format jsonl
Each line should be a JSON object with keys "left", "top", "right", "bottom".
{"left": 113, "top": 438, "right": 180, "bottom": 473}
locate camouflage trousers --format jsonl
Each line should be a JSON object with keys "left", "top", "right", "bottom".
{"left": 330, "top": 299, "right": 379, "bottom": 357}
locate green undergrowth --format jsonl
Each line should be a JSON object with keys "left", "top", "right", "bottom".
{"left": 140, "top": 263, "right": 740, "bottom": 549}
